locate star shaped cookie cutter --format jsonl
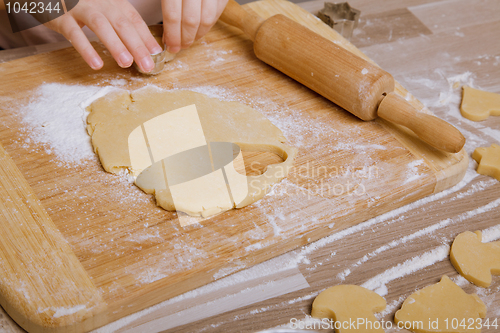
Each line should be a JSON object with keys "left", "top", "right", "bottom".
{"left": 317, "top": 2, "right": 361, "bottom": 40}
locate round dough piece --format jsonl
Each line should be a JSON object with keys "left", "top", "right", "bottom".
{"left": 86, "top": 86, "right": 297, "bottom": 217}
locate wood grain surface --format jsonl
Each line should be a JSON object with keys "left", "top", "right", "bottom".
{"left": 0, "top": 0, "right": 498, "bottom": 332}
{"left": 0, "top": 143, "right": 108, "bottom": 332}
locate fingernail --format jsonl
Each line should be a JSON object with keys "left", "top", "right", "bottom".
{"left": 90, "top": 57, "right": 102, "bottom": 70}
{"left": 118, "top": 51, "right": 133, "bottom": 67}
{"left": 166, "top": 46, "right": 180, "bottom": 54}
{"left": 140, "top": 55, "right": 155, "bottom": 72}
{"left": 152, "top": 45, "right": 163, "bottom": 54}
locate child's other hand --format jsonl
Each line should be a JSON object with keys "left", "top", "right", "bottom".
{"left": 162, "top": 0, "right": 228, "bottom": 53}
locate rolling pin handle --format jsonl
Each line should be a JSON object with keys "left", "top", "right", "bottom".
{"left": 219, "top": 0, "right": 265, "bottom": 41}
{"left": 377, "top": 92, "right": 465, "bottom": 153}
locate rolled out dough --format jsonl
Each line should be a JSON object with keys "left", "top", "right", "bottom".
{"left": 86, "top": 86, "right": 297, "bottom": 217}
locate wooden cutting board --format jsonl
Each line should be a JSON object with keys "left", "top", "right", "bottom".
{"left": 0, "top": 0, "right": 468, "bottom": 332}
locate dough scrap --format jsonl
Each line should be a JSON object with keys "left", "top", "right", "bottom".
{"left": 450, "top": 231, "right": 500, "bottom": 287}
{"left": 311, "top": 285, "right": 386, "bottom": 332}
{"left": 472, "top": 143, "right": 500, "bottom": 181}
{"left": 395, "top": 275, "right": 486, "bottom": 333}
{"left": 86, "top": 86, "right": 297, "bottom": 218}
{"left": 460, "top": 86, "right": 500, "bottom": 121}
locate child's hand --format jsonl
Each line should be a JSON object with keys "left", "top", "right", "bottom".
{"left": 45, "top": 0, "right": 163, "bottom": 72}
{"left": 162, "top": 0, "right": 228, "bottom": 53}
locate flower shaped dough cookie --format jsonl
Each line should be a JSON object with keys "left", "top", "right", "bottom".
{"left": 311, "top": 285, "right": 386, "bottom": 332}
{"left": 460, "top": 86, "right": 500, "bottom": 121}
{"left": 451, "top": 231, "right": 500, "bottom": 287}
{"left": 472, "top": 144, "right": 500, "bottom": 181}
{"left": 395, "top": 276, "right": 486, "bottom": 333}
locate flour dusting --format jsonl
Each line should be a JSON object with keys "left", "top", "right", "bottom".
{"left": 21, "top": 84, "right": 98, "bottom": 163}
{"left": 361, "top": 245, "right": 450, "bottom": 296}
{"left": 21, "top": 83, "right": 120, "bottom": 164}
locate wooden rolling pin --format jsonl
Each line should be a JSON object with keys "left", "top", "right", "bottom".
{"left": 219, "top": 0, "right": 465, "bottom": 153}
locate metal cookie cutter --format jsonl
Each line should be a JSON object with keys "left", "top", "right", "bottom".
{"left": 134, "top": 25, "right": 176, "bottom": 75}
{"left": 317, "top": 2, "right": 361, "bottom": 40}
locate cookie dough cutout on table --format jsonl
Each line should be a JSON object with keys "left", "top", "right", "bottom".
{"left": 395, "top": 276, "right": 486, "bottom": 333}
{"left": 461, "top": 86, "right": 500, "bottom": 121}
{"left": 472, "top": 143, "right": 500, "bottom": 181}
{"left": 86, "top": 86, "right": 297, "bottom": 220}
{"left": 451, "top": 231, "right": 500, "bottom": 288}
{"left": 311, "top": 285, "right": 387, "bottom": 333}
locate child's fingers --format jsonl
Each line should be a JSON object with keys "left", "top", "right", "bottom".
{"left": 73, "top": 9, "right": 134, "bottom": 69}
{"left": 180, "top": 0, "right": 202, "bottom": 48}
{"left": 44, "top": 0, "right": 163, "bottom": 72}
{"left": 104, "top": 11, "right": 155, "bottom": 72}
{"left": 195, "top": 0, "right": 218, "bottom": 40}
{"left": 120, "top": 1, "right": 163, "bottom": 55}
{"left": 162, "top": 0, "right": 182, "bottom": 53}
{"left": 58, "top": 16, "right": 103, "bottom": 70}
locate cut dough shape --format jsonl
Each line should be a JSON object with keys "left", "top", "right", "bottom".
{"left": 311, "top": 285, "right": 386, "bottom": 332}
{"left": 472, "top": 143, "right": 500, "bottom": 181}
{"left": 450, "top": 230, "right": 500, "bottom": 287}
{"left": 395, "top": 275, "right": 486, "bottom": 333}
{"left": 460, "top": 86, "right": 500, "bottom": 121}
{"left": 86, "top": 86, "right": 297, "bottom": 218}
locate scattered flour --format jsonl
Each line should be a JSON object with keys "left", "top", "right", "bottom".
{"left": 403, "top": 159, "right": 424, "bottom": 184}
{"left": 376, "top": 296, "right": 406, "bottom": 319}
{"left": 482, "top": 223, "right": 500, "bottom": 242}
{"left": 451, "top": 275, "right": 471, "bottom": 287}
{"left": 38, "top": 304, "right": 87, "bottom": 319}
{"left": 283, "top": 167, "right": 478, "bottom": 270}
{"left": 21, "top": 83, "right": 120, "bottom": 164}
{"left": 361, "top": 245, "right": 450, "bottom": 296}
{"left": 136, "top": 268, "right": 169, "bottom": 285}
{"left": 357, "top": 198, "right": 500, "bottom": 295}
{"left": 107, "top": 79, "right": 128, "bottom": 86}
{"left": 213, "top": 263, "right": 248, "bottom": 280}
{"left": 21, "top": 84, "right": 98, "bottom": 163}
{"left": 94, "top": 260, "right": 309, "bottom": 333}
{"left": 437, "top": 71, "right": 476, "bottom": 108}
{"left": 52, "top": 305, "right": 87, "bottom": 319}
